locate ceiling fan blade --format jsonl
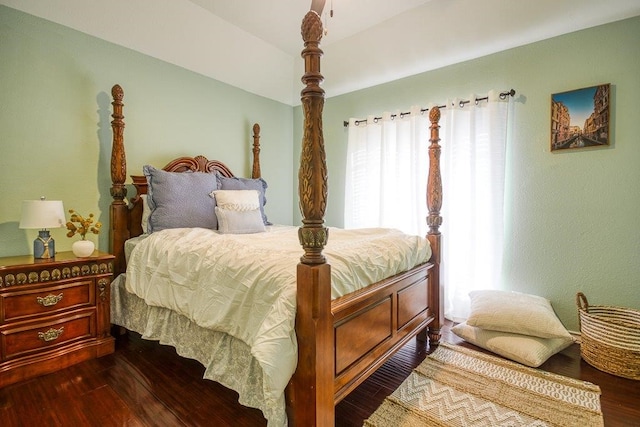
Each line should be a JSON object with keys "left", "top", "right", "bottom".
{"left": 310, "top": 0, "right": 326, "bottom": 15}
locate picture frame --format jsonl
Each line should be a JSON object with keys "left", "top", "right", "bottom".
{"left": 550, "top": 83, "right": 610, "bottom": 151}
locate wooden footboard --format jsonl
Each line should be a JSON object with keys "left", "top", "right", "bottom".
{"left": 332, "top": 263, "right": 434, "bottom": 402}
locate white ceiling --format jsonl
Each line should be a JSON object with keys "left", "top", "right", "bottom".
{"left": 3, "top": 0, "right": 640, "bottom": 105}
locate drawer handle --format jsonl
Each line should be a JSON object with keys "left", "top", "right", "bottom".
{"left": 36, "top": 293, "right": 64, "bottom": 307}
{"left": 38, "top": 327, "right": 64, "bottom": 342}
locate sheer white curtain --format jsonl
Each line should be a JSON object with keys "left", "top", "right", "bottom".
{"left": 345, "top": 91, "right": 513, "bottom": 322}
{"left": 345, "top": 107, "right": 429, "bottom": 236}
{"left": 441, "top": 91, "right": 513, "bottom": 321}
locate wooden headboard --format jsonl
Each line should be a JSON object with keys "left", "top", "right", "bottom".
{"left": 108, "top": 88, "right": 262, "bottom": 275}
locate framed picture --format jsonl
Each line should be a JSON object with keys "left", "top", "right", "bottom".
{"left": 550, "top": 83, "right": 610, "bottom": 151}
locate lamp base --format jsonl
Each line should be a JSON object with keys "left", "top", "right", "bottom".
{"left": 34, "top": 230, "right": 55, "bottom": 259}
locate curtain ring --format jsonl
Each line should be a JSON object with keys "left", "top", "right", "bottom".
{"left": 373, "top": 117, "right": 379, "bottom": 123}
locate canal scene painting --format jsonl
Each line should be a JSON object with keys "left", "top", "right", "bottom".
{"left": 551, "top": 83, "right": 610, "bottom": 151}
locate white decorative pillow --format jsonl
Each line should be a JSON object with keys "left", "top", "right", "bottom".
{"left": 451, "top": 322, "right": 574, "bottom": 367}
{"left": 140, "top": 194, "right": 151, "bottom": 234}
{"left": 211, "top": 190, "right": 260, "bottom": 212}
{"left": 467, "top": 290, "right": 572, "bottom": 339}
{"left": 216, "top": 174, "right": 270, "bottom": 225}
{"left": 215, "top": 206, "right": 265, "bottom": 234}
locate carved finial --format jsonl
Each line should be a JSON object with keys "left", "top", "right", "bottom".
{"left": 429, "top": 105, "right": 441, "bottom": 123}
{"left": 302, "top": 10, "right": 324, "bottom": 45}
{"left": 300, "top": 11, "right": 325, "bottom": 100}
{"left": 111, "top": 84, "right": 124, "bottom": 102}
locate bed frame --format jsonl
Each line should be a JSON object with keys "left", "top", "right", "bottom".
{"left": 108, "top": 5, "right": 443, "bottom": 426}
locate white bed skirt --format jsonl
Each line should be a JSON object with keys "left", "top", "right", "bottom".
{"left": 110, "top": 274, "right": 287, "bottom": 427}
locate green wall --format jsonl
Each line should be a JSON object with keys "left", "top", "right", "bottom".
{"left": 294, "top": 16, "right": 640, "bottom": 331}
{"left": 0, "top": 5, "right": 295, "bottom": 258}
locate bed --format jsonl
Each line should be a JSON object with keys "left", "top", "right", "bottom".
{"left": 108, "top": 5, "right": 443, "bottom": 427}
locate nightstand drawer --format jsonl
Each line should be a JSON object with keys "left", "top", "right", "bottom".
{"left": 1, "top": 310, "right": 95, "bottom": 361}
{"left": 1, "top": 280, "right": 94, "bottom": 322}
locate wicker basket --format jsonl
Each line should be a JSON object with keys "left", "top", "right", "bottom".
{"left": 576, "top": 292, "right": 640, "bottom": 380}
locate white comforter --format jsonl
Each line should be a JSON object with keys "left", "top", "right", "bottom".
{"left": 125, "top": 225, "right": 431, "bottom": 412}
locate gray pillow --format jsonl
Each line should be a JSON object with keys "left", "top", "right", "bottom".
{"left": 216, "top": 174, "right": 271, "bottom": 225}
{"left": 144, "top": 165, "right": 219, "bottom": 233}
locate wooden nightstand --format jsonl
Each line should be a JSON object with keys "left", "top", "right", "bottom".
{"left": 0, "top": 251, "right": 115, "bottom": 388}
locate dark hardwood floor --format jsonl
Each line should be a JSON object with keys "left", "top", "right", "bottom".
{"left": 1, "top": 323, "right": 638, "bottom": 426}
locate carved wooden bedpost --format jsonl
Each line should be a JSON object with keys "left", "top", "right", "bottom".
{"left": 251, "top": 123, "right": 261, "bottom": 179}
{"left": 426, "top": 106, "right": 444, "bottom": 345}
{"left": 109, "top": 84, "right": 129, "bottom": 275}
{"left": 287, "top": 4, "right": 334, "bottom": 426}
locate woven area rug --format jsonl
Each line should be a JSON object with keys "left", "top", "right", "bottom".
{"left": 364, "top": 342, "right": 603, "bottom": 427}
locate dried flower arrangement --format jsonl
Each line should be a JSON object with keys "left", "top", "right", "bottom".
{"left": 65, "top": 209, "right": 102, "bottom": 240}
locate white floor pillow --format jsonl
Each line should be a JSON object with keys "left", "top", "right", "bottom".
{"left": 466, "top": 290, "right": 572, "bottom": 340}
{"left": 452, "top": 322, "right": 575, "bottom": 367}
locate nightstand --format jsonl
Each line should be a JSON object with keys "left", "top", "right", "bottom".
{"left": 0, "top": 251, "right": 115, "bottom": 388}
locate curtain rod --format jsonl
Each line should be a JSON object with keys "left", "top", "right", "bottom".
{"left": 343, "top": 89, "right": 516, "bottom": 127}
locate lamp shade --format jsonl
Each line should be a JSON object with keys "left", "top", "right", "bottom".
{"left": 19, "top": 199, "right": 66, "bottom": 229}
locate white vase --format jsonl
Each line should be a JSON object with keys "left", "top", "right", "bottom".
{"left": 72, "top": 240, "right": 95, "bottom": 257}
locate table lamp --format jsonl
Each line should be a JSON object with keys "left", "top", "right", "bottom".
{"left": 19, "top": 197, "right": 66, "bottom": 259}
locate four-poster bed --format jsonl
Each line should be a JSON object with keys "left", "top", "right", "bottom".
{"left": 108, "top": 5, "right": 443, "bottom": 427}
